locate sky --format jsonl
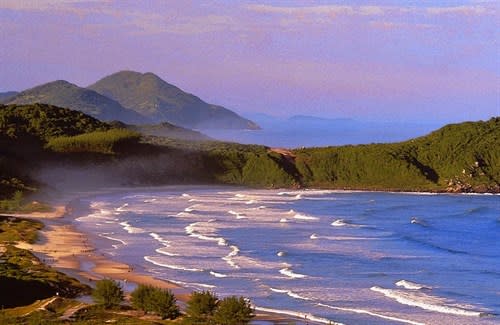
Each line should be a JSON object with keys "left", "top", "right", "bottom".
{"left": 0, "top": 0, "right": 498, "bottom": 123}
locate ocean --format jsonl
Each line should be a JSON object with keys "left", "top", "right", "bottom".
{"left": 73, "top": 187, "right": 499, "bottom": 325}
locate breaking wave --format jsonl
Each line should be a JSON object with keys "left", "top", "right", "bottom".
{"left": 144, "top": 256, "right": 203, "bottom": 272}
{"left": 280, "top": 267, "right": 307, "bottom": 279}
{"left": 370, "top": 286, "right": 487, "bottom": 317}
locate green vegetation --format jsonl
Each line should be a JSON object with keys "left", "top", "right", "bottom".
{"left": 213, "top": 296, "right": 254, "bottom": 325}
{"left": 88, "top": 70, "right": 259, "bottom": 129}
{"left": 46, "top": 129, "right": 141, "bottom": 154}
{"left": 92, "top": 279, "right": 124, "bottom": 308}
{"left": 0, "top": 215, "right": 43, "bottom": 243}
{"left": 0, "top": 244, "right": 90, "bottom": 308}
{"left": 131, "top": 284, "right": 180, "bottom": 320}
{"left": 0, "top": 215, "right": 89, "bottom": 309}
{"left": 294, "top": 117, "right": 500, "bottom": 192}
{"left": 3, "top": 80, "right": 146, "bottom": 124}
{"left": 0, "top": 298, "right": 179, "bottom": 324}
{"left": 0, "top": 103, "right": 498, "bottom": 199}
{"left": 184, "top": 291, "right": 254, "bottom": 325}
{"left": 0, "top": 103, "right": 108, "bottom": 140}
{"left": 184, "top": 291, "right": 219, "bottom": 324}
{"left": 0, "top": 216, "right": 180, "bottom": 324}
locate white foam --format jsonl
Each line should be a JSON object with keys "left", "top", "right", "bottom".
{"left": 310, "top": 233, "right": 318, "bottom": 240}
{"left": 184, "top": 206, "right": 196, "bottom": 212}
{"left": 143, "top": 198, "right": 157, "bottom": 203}
{"left": 228, "top": 210, "right": 247, "bottom": 219}
{"left": 254, "top": 306, "right": 343, "bottom": 325}
{"left": 99, "top": 233, "right": 127, "bottom": 246}
{"left": 181, "top": 193, "right": 191, "bottom": 198}
{"left": 280, "top": 267, "right": 307, "bottom": 279}
{"left": 188, "top": 198, "right": 197, "bottom": 202}
{"left": 287, "top": 209, "right": 295, "bottom": 214}
{"left": 280, "top": 218, "right": 288, "bottom": 223}
{"left": 294, "top": 194, "right": 302, "bottom": 200}
{"left": 331, "top": 219, "right": 347, "bottom": 227}
{"left": 119, "top": 221, "right": 144, "bottom": 234}
{"left": 245, "top": 199, "right": 257, "bottom": 205}
{"left": 277, "top": 251, "right": 286, "bottom": 257}
{"left": 155, "top": 247, "right": 178, "bottom": 256}
{"left": 185, "top": 222, "right": 227, "bottom": 246}
{"left": 370, "top": 286, "right": 484, "bottom": 317}
{"left": 317, "top": 303, "right": 425, "bottom": 325}
{"left": 210, "top": 271, "right": 228, "bottom": 278}
{"left": 149, "top": 232, "right": 170, "bottom": 246}
{"left": 115, "top": 203, "right": 129, "bottom": 211}
{"left": 235, "top": 193, "right": 246, "bottom": 198}
{"left": 144, "top": 256, "right": 203, "bottom": 272}
{"left": 294, "top": 213, "right": 319, "bottom": 221}
{"left": 269, "top": 287, "right": 311, "bottom": 301}
{"left": 269, "top": 287, "right": 288, "bottom": 293}
{"left": 223, "top": 245, "right": 240, "bottom": 269}
{"left": 395, "top": 280, "right": 430, "bottom": 290}
{"left": 168, "top": 279, "right": 215, "bottom": 289}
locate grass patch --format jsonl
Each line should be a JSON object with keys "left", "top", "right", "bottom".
{"left": 46, "top": 129, "right": 141, "bottom": 154}
{"left": 0, "top": 215, "right": 43, "bottom": 244}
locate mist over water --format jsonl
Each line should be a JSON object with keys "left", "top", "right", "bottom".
{"left": 74, "top": 187, "right": 499, "bottom": 325}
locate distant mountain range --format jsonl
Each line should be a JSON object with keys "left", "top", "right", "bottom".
{"left": 2, "top": 71, "right": 258, "bottom": 130}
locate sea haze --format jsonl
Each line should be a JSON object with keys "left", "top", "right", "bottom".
{"left": 74, "top": 187, "right": 499, "bottom": 325}
{"left": 201, "top": 115, "right": 443, "bottom": 148}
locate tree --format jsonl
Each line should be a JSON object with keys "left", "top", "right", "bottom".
{"left": 150, "top": 287, "right": 180, "bottom": 320}
{"left": 130, "top": 284, "right": 152, "bottom": 312}
{"left": 184, "top": 291, "right": 219, "bottom": 324}
{"left": 131, "top": 284, "right": 179, "bottom": 320}
{"left": 212, "top": 296, "right": 254, "bottom": 325}
{"left": 92, "top": 279, "right": 123, "bottom": 308}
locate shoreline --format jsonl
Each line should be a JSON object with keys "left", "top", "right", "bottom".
{"left": 12, "top": 197, "right": 298, "bottom": 324}
{"left": 10, "top": 186, "right": 497, "bottom": 325}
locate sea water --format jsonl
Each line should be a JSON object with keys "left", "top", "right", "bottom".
{"left": 74, "top": 187, "right": 499, "bottom": 324}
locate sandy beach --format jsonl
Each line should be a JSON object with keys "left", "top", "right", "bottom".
{"left": 14, "top": 203, "right": 291, "bottom": 323}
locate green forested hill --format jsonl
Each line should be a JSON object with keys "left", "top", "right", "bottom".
{"left": 0, "top": 103, "right": 498, "bottom": 206}
{"left": 3, "top": 80, "right": 147, "bottom": 124}
{"left": 88, "top": 70, "right": 260, "bottom": 130}
{"left": 294, "top": 117, "right": 500, "bottom": 192}
{"left": 0, "top": 103, "right": 109, "bottom": 140}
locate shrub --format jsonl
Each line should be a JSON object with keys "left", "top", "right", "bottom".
{"left": 184, "top": 291, "right": 219, "bottom": 324}
{"left": 212, "top": 296, "right": 254, "bottom": 325}
{"left": 92, "top": 279, "right": 123, "bottom": 308}
{"left": 150, "top": 287, "right": 180, "bottom": 320}
{"left": 131, "top": 284, "right": 179, "bottom": 319}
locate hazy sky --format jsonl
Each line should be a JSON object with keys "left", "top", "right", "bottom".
{"left": 0, "top": 0, "right": 498, "bottom": 122}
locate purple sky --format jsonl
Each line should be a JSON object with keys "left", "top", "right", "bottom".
{"left": 0, "top": 0, "right": 498, "bottom": 122}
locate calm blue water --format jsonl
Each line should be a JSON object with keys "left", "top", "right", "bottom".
{"left": 74, "top": 187, "right": 500, "bottom": 325}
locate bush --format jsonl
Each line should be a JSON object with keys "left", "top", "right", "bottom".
{"left": 131, "top": 284, "right": 179, "bottom": 319}
{"left": 213, "top": 296, "right": 254, "bottom": 325}
{"left": 92, "top": 279, "right": 123, "bottom": 308}
{"left": 184, "top": 291, "right": 219, "bottom": 324}
{"left": 184, "top": 291, "right": 254, "bottom": 325}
